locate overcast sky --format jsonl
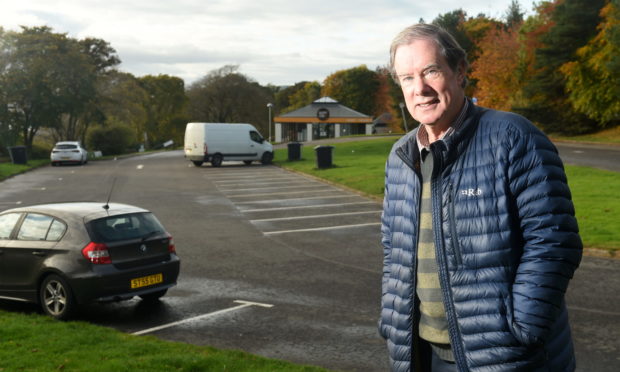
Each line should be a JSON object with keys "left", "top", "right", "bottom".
{"left": 2, "top": 0, "right": 529, "bottom": 87}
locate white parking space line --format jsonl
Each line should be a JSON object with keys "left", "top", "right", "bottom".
{"left": 226, "top": 189, "right": 334, "bottom": 198}
{"left": 0, "top": 201, "right": 22, "bottom": 205}
{"left": 212, "top": 174, "right": 294, "bottom": 181}
{"left": 213, "top": 177, "right": 299, "bottom": 187}
{"left": 131, "top": 300, "right": 274, "bottom": 336}
{"left": 250, "top": 210, "right": 382, "bottom": 222}
{"left": 237, "top": 195, "right": 360, "bottom": 205}
{"left": 137, "top": 164, "right": 144, "bottom": 170}
{"left": 264, "top": 222, "right": 381, "bottom": 235}
{"left": 219, "top": 182, "right": 328, "bottom": 192}
{"left": 242, "top": 201, "right": 376, "bottom": 213}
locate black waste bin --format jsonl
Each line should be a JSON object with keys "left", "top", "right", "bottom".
{"left": 8, "top": 146, "right": 27, "bottom": 165}
{"left": 287, "top": 142, "right": 302, "bottom": 161}
{"left": 314, "top": 145, "right": 334, "bottom": 169}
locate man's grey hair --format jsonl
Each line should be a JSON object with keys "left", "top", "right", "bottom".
{"left": 389, "top": 23, "right": 469, "bottom": 88}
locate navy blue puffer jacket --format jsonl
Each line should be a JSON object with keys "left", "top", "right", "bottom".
{"left": 379, "top": 103, "right": 582, "bottom": 372}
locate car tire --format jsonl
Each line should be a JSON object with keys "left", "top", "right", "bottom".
{"left": 40, "top": 274, "right": 75, "bottom": 320}
{"left": 243, "top": 160, "right": 252, "bottom": 165}
{"left": 211, "top": 154, "right": 223, "bottom": 167}
{"left": 192, "top": 161, "right": 203, "bottom": 167}
{"left": 139, "top": 289, "right": 168, "bottom": 303}
{"left": 261, "top": 152, "right": 273, "bottom": 165}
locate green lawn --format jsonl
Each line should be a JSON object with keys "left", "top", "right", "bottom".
{"left": 0, "top": 310, "right": 331, "bottom": 372}
{"left": 274, "top": 138, "right": 620, "bottom": 253}
{"left": 0, "top": 159, "right": 50, "bottom": 181}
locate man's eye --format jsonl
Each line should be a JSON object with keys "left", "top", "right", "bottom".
{"left": 425, "top": 69, "right": 441, "bottom": 78}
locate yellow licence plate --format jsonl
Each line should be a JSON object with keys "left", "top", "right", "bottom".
{"left": 131, "top": 273, "right": 163, "bottom": 289}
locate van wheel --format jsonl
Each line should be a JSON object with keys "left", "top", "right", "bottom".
{"left": 211, "top": 154, "right": 223, "bottom": 167}
{"left": 261, "top": 152, "right": 273, "bottom": 165}
{"left": 243, "top": 160, "right": 252, "bottom": 165}
{"left": 40, "top": 274, "right": 75, "bottom": 320}
{"left": 192, "top": 161, "right": 203, "bottom": 167}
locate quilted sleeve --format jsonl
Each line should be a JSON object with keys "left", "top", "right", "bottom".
{"left": 507, "top": 127, "right": 582, "bottom": 346}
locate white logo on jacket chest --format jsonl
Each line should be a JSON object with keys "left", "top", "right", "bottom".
{"left": 460, "top": 188, "right": 483, "bottom": 197}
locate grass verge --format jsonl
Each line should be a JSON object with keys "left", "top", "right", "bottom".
{"left": 0, "top": 159, "right": 50, "bottom": 181}
{"left": 0, "top": 310, "right": 331, "bottom": 372}
{"left": 274, "top": 138, "right": 620, "bottom": 253}
{"left": 550, "top": 125, "right": 620, "bottom": 144}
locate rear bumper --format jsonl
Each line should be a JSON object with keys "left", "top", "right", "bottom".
{"left": 68, "top": 255, "right": 180, "bottom": 304}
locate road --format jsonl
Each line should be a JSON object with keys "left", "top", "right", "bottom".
{"left": 0, "top": 150, "right": 618, "bottom": 371}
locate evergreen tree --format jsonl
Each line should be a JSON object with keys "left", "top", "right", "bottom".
{"left": 522, "top": 0, "right": 606, "bottom": 134}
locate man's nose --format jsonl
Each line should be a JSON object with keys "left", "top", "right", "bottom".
{"left": 413, "top": 77, "right": 430, "bottom": 96}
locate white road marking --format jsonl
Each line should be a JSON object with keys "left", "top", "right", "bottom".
{"left": 264, "top": 222, "right": 381, "bottom": 235}
{"left": 137, "top": 164, "right": 144, "bottom": 170}
{"left": 131, "top": 300, "right": 274, "bottom": 336}
{"left": 227, "top": 189, "right": 334, "bottom": 198}
{"left": 242, "top": 201, "right": 376, "bottom": 213}
{"left": 213, "top": 174, "right": 299, "bottom": 185}
{"left": 250, "top": 210, "right": 382, "bottom": 222}
{"left": 0, "top": 201, "right": 22, "bottom": 205}
{"left": 568, "top": 306, "right": 620, "bottom": 317}
{"left": 218, "top": 182, "right": 321, "bottom": 191}
{"left": 236, "top": 194, "right": 359, "bottom": 205}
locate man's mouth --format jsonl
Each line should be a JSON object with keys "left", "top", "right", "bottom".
{"left": 417, "top": 99, "right": 439, "bottom": 108}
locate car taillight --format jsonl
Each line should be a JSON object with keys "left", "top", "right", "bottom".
{"left": 204, "top": 143, "right": 208, "bottom": 155}
{"left": 82, "top": 242, "right": 111, "bottom": 264}
{"left": 167, "top": 234, "right": 176, "bottom": 254}
{"left": 72, "top": 150, "right": 80, "bottom": 153}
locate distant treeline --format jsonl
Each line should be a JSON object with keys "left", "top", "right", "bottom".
{"left": 1, "top": 0, "right": 617, "bottom": 156}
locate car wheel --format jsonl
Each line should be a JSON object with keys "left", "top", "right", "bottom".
{"left": 243, "top": 160, "right": 252, "bottom": 165}
{"left": 192, "top": 160, "right": 203, "bottom": 167}
{"left": 211, "top": 154, "right": 223, "bottom": 167}
{"left": 139, "top": 289, "right": 168, "bottom": 303}
{"left": 261, "top": 152, "right": 273, "bottom": 165}
{"left": 40, "top": 274, "right": 75, "bottom": 320}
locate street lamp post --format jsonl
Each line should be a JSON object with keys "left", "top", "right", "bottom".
{"left": 399, "top": 102, "right": 409, "bottom": 133}
{"left": 267, "top": 103, "right": 274, "bottom": 142}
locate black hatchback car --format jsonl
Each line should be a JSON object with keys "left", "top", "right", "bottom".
{"left": 0, "top": 202, "right": 180, "bottom": 319}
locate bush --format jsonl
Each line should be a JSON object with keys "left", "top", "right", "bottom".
{"left": 87, "top": 124, "right": 134, "bottom": 156}
{"left": 30, "top": 141, "right": 53, "bottom": 160}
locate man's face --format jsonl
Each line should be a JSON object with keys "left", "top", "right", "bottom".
{"left": 393, "top": 38, "right": 465, "bottom": 130}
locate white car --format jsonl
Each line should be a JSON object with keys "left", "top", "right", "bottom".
{"left": 50, "top": 141, "right": 88, "bottom": 166}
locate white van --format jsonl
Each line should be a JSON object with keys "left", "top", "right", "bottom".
{"left": 184, "top": 123, "right": 273, "bottom": 167}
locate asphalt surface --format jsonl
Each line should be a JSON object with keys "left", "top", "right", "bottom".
{"left": 0, "top": 147, "right": 618, "bottom": 371}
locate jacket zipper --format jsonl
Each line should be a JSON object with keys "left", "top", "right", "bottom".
{"left": 448, "top": 184, "right": 463, "bottom": 267}
{"left": 430, "top": 149, "right": 468, "bottom": 371}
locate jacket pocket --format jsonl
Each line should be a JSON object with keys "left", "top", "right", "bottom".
{"left": 448, "top": 185, "right": 463, "bottom": 267}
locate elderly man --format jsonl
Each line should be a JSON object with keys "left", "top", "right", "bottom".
{"left": 379, "top": 23, "right": 582, "bottom": 372}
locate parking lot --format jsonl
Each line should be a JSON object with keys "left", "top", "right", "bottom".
{"left": 1, "top": 152, "right": 618, "bottom": 372}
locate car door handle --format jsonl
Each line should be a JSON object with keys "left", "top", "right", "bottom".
{"left": 32, "top": 251, "right": 46, "bottom": 257}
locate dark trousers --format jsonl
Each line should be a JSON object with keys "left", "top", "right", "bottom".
{"left": 430, "top": 347, "right": 458, "bottom": 372}
{"left": 418, "top": 340, "right": 458, "bottom": 372}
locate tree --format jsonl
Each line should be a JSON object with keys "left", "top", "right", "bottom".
{"left": 274, "top": 81, "right": 309, "bottom": 114}
{"left": 0, "top": 26, "right": 70, "bottom": 151}
{"left": 96, "top": 71, "right": 149, "bottom": 143}
{"left": 321, "top": 65, "right": 380, "bottom": 116}
{"left": 561, "top": 0, "right": 620, "bottom": 125}
{"left": 186, "top": 65, "right": 274, "bottom": 135}
{"left": 0, "top": 26, "right": 121, "bottom": 152}
{"left": 522, "top": 0, "right": 606, "bottom": 134}
{"left": 139, "top": 74, "right": 188, "bottom": 147}
{"left": 284, "top": 81, "right": 321, "bottom": 113}
{"left": 471, "top": 27, "right": 521, "bottom": 111}
{"left": 505, "top": 0, "right": 525, "bottom": 29}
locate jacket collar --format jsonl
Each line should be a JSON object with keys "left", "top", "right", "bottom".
{"left": 395, "top": 99, "right": 485, "bottom": 171}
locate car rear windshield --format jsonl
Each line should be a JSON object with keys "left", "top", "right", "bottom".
{"left": 56, "top": 144, "right": 78, "bottom": 149}
{"left": 87, "top": 212, "right": 166, "bottom": 242}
